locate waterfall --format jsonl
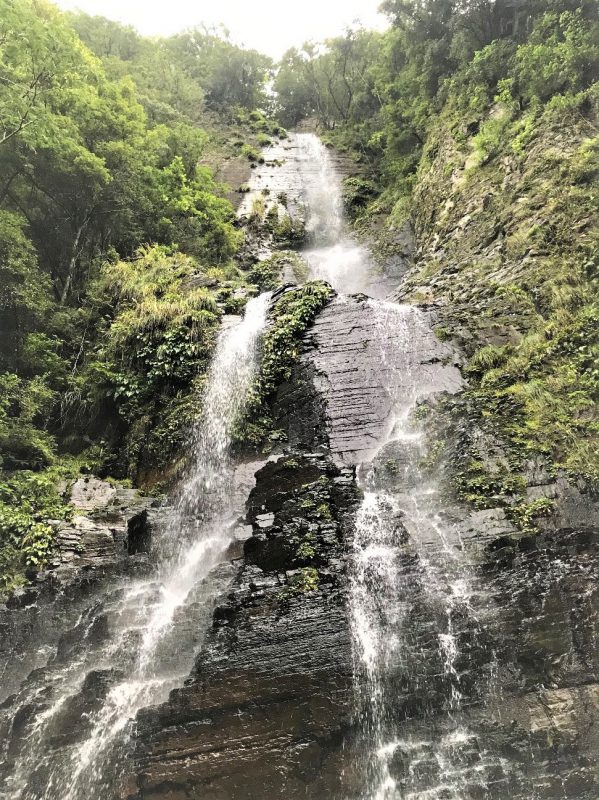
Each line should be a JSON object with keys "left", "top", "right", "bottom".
{"left": 335, "top": 252, "right": 510, "bottom": 800}
{"left": 2, "top": 293, "right": 270, "bottom": 800}
{"left": 290, "top": 135, "right": 512, "bottom": 798}
{"left": 296, "top": 133, "right": 375, "bottom": 295}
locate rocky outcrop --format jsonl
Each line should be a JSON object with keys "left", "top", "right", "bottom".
{"left": 130, "top": 282, "right": 599, "bottom": 800}
{"left": 3, "top": 126, "right": 598, "bottom": 800}
{"left": 381, "top": 526, "right": 599, "bottom": 800}
{"left": 132, "top": 453, "right": 360, "bottom": 799}
{"left": 129, "top": 297, "right": 464, "bottom": 798}
{"left": 275, "top": 296, "right": 462, "bottom": 463}
{"left": 0, "top": 478, "right": 158, "bottom": 703}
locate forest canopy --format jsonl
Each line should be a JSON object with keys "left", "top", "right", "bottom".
{"left": 0, "top": 0, "right": 276, "bottom": 590}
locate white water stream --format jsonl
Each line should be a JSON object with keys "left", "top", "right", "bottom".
{"left": 296, "top": 133, "right": 375, "bottom": 295}
{"left": 2, "top": 293, "right": 270, "bottom": 800}
{"left": 294, "top": 135, "right": 510, "bottom": 799}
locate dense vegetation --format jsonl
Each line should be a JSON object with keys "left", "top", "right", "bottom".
{"left": 0, "top": 0, "right": 281, "bottom": 590}
{"left": 1, "top": 0, "right": 597, "bottom": 585}
{"left": 275, "top": 0, "right": 599, "bottom": 499}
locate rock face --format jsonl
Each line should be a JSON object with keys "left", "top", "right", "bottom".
{"left": 295, "top": 297, "right": 462, "bottom": 462}
{"left": 129, "top": 297, "right": 462, "bottom": 798}
{"left": 0, "top": 479, "right": 158, "bottom": 704}
{"left": 133, "top": 453, "right": 360, "bottom": 800}
{"left": 2, "top": 130, "right": 598, "bottom": 800}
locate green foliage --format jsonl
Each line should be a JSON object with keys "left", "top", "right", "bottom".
{"left": 342, "top": 177, "right": 378, "bottom": 217}
{"left": 470, "top": 299, "right": 599, "bottom": 487}
{"left": 295, "top": 530, "right": 317, "bottom": 560}
{"left": 247, "top": 251, "right": 308, "bottom": 291}
{"left": 275, "top": 1, "right": 599, "bottom": 211}
{"left": 274, "top": 1, "right": 598, "bottom": 507}
{"left": 466, "top": 344, "right": 508, "bottom": 375}
{"left": 512, "top": 10, "right": 599, "bottom": 104}
{"left": 273, "top": 213, "right": 306, "bottom": 248}
{"left": 0, "top": 0, "right": 273, "bottom": 476}
{"left": 0, "top": 468, "right": 73, "bottom": 593}
{"left": 253, "top": 281, "right": 334, "bottom": 399}
{"left": 454, "top": 458, "right": 527, "bottom": 510}
{"left": 85, "top": 246, "right": 222, "bottom": 476}
{"left": 234, "top": 282, "right": 334, "bottom": 447}
{"left": 279, "top": 567, "right": 320, "bottom": 599}
{"left": 315, "top": 503, "right": 333, "bottom": 520}
{"left": 507, "top": 496, "right": 555, "bottom": 534}
{"left": 0, "top": 0, "right": 280, "bottom": 590}
{"left": 0, "top": 211, "right": 52, "bottom": 368}
{"left": 275, "top": 30, "right": 382, "bottom": 129}
{"left": 241, "top": 143, "right": 263, "bottom": 162}
{"left": 0, "top": 373, "right": 56, "bottom": 470}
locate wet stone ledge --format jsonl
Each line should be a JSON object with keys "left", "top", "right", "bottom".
{"left": 0, "top": 478, "right": 160, "bottom": 703}
{"left": 131, "top": 452, "right": 362, "bottom": 800}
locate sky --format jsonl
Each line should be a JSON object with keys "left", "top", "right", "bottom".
{"left": 55, "top": 0, "right": 389, "bottom": 59}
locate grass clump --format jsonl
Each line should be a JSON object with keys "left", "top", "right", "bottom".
{"left": 279, "top": 567, "right": 320, "bottom": 599}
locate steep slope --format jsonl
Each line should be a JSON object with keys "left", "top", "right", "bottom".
{"left": 397, "top": 92, "right": 598, "bottom": 508}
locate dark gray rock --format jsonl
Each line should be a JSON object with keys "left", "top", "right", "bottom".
{"left": 131, "top": 453, "right": 361, "bottom": 800}
{"left": 276, "top": 296, "right": 462, "bottom": 463}
{"left": 0, "top": 483, "right": 159, "bottom": 702}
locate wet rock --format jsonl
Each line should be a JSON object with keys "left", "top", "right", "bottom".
{"left": 127, "top": 509, "right": 152, "bottom": 555}
{"left": 46, "top": 669, "right": 126, "bottom": 747}
{"left": 0, "top": 484, "right": 160, "bottom": 703}
{"left": 275, "top": 297, "right": 462, "bottom": 463}
{"left": 131, "top": 450, "right": 361, "bottom": 800}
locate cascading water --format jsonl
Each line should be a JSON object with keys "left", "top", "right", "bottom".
{"left": 1, "top": 131, "right": 553, "bottom": 800}
{"left": 1, "top": 293, "right": 270, "bottom": 800}
{"left": 291, "top": 133, "right": 513, "bottom": 798}
{"left": 347, "top": 305, "right": 508, "bottom": 800}
{"left": 296, "top": 133, "right": 377, "bottom": 296}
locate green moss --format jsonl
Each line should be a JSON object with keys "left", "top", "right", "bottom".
{"left": 433, "top": 326, "right": 452, "bottom": 342}
{"left": 241, "top": 143, "right": 264, "bottom": 163}
{"left": 467, "top": 298, "right": 599, "bottom": 488}
{"left": 419, "top": 439, "right": 445, "bottom": 473}
{"left": 279, "top": 566, "right": 320, "bottom": 599}
{"left": 234, "top": 281, "right": 334, "bottom": 448}
{"left": 315, "top": 503, "right": 332, "bottom": 520}
{"left": 247, "top": 251, "right": 310, "bottom": 292}
{"left": 248, "top": 196, "right": 267, "bottom": 224}
{"left": 295, "top": 530, "right": 316, "bottom": 560}
{"left": 466, "top": 344, "right": 508, "bottom": 375}
{"left": 273, "top": 213, "right": 306, "bottom": 248}
{"left": 406, "top": 87, "right": 599, "bottom": 496}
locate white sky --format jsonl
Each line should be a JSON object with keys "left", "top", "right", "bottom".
{"left": 55, "top": 0, "right": 389, "bottom": 59}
